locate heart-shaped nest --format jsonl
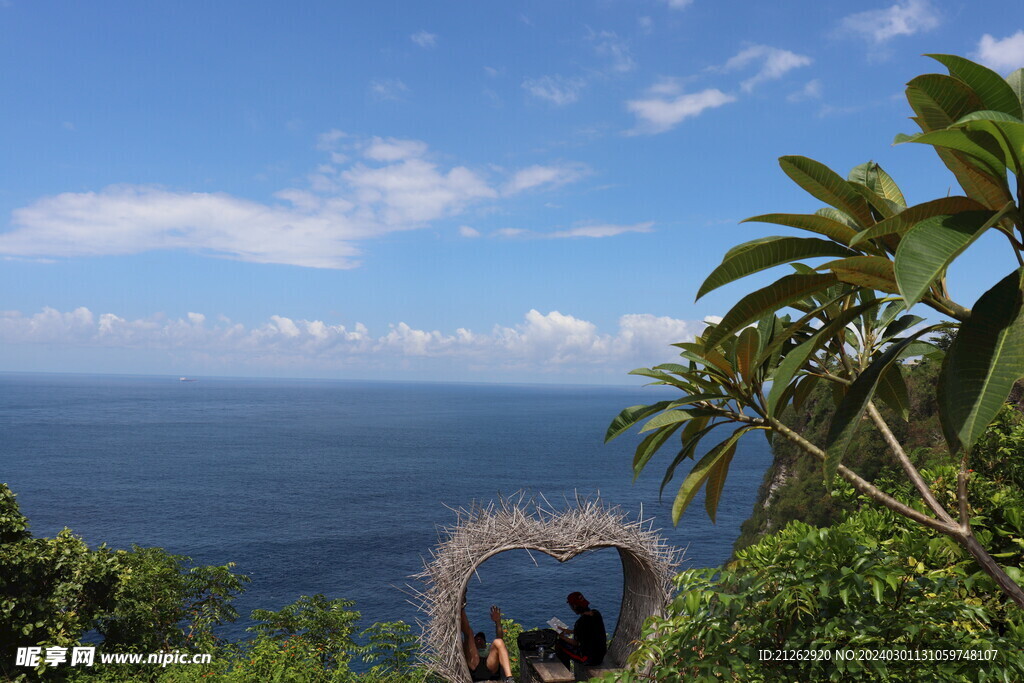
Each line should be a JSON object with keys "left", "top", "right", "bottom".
{"left": 409, "top": 493, "right": 681, "bottom": 682}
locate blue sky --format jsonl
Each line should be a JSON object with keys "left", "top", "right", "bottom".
{"left": 2, "top": 1, "right": 1023, "bottom": 383}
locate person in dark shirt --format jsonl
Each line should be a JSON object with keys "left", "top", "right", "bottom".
{"left": 554, "top": 591, "right": 607, "bottom": 670}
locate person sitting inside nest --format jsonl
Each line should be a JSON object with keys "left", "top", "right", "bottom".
{"left": 460, "top": 603, "right": 514, "bottom": 683}
{"left": 554, "top": 591, "right": 606, "bottom": 670}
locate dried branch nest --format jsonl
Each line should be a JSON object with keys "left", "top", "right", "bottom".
{"left": 408, "top": 494, "right": 681, "bottom": 682}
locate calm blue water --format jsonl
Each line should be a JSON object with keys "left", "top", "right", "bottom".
{"left": 0, "top": 373, "right": 770, "bottom": 644}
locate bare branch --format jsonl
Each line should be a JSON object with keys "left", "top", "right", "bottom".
{"left": 865, "top": 402, "right": 955, "bottom": 524}
{"left": 765, "top": 415, "right": 957, "bottom": 535}
{"left": 958, "top": 450, "right": 971, "bottom": 530}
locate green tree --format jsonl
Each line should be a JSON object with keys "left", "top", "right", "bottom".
{"left": 0, "top": 484, "right": 118, "bottom": 678}
{"left": 608, "top": 55, "right": 1024, "bottom": 605}
{"left": 96, "top": 545, "right": 249, "bottom": 652}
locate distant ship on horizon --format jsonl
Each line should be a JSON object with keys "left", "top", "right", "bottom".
{"left": 178, "top": 377, "right": 198, "bottom": 382}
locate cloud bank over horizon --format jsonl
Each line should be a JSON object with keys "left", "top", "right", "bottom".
{"left": 0, "top": 306, "right": 703, "bottom": 381}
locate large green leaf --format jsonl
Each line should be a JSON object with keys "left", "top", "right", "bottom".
{"left": 875, "top": 363, "right": 910, "bottom": 421}
{"left": 632, "top": 423, "right": 683, "bottom": 482}
{"left": 765, "top": 334, "right": 821, "bottom": 418}
{"left": 881, "top": 314, "right": 925, "bottom": 342}
{"left": 816, "top": 208, "right": 861, "bottom": 230}
{"left": 606, "top": 401, "right": 676, "bottom": 442}
{"left": 705, "top": 428, "right": 762, "bottom": 523}
{"left": 905, "top": 74, "right": 984, "bottom": 130}
{"left": 824, "top": 330, "right": 935, "bottom": 483}
{"left": 848, "top": 161, "right": 906, "bottom": 208}
{"left": 721, "top": 235, "right": 787, "bottom": 261}
{"left": 704, "top": 273, "right": 839, "bottom": 349}
{"left": 1009, "top": 68, "right": 1024, "bottom": 110}
{"left": 733, "top": 326, "right": 760, "bottom": 385}
{"left": 752, "top": 289, "right": 861, "bottom": 370}
{"left": 851, "top": 197, "right": 988, "bottom": 245}
{"left": 897, "top": 340, "right": 944, "bottom": 362}
{"left": 960, "top": 119, "right": 1024, "bottom": 175}
{"left": 764, "top": 300, "right": 881, "bottom": 416}
{"left": 822, "top": 256, "right": 899, "bottom": 294}
{"left": 779, "top": 156, "right": 875, "bottom": 228}
{"left": 640, "top": 407, "right": 720, "bottom": 434}
{"left": 895, "top": 129, "right": 1008, "bottom": 178}
{"left": 697, "top": 237, "right": 857, "bottom": 300}
{"left": 895, "top": 206, "right": 1013, "bottom": 306}
{"left": 659, "top": 422, "right": 721, "bottom": 497}
{"left": 928, "top": 54, "right": 1023, "bottom": 119}
{"left": 877, "top": 299, "right": 906, "bottom": 329}
{"left": 937, "top": 268, "right": 1024, "bottom": 452}
{"left": 849, "top": 182, "right": 899, "bottom": 220}
{"left": 934, "top": 147, "right": 1015, "bottom": 209}
{"left": 741, "top": 213, "right": 861, "bottom": 246}
{"left": 955, "top": 110, "right": 1024, "bottom": 124}
{"left": 674, "top": 343, "right": 735, "bottom": 378}
{"left": 670, "top": 427, "right": 750, "bottom": 524}
{"left": 792, "top": 373, "right": 819, "bottom": 411}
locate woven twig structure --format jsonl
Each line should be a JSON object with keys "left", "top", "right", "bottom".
{"left": 409, "top": 494, "right": 681, "bottom": 682}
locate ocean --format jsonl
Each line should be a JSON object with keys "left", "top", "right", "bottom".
{"left": 0, "top": 372, "right": 770, "bottom": 645}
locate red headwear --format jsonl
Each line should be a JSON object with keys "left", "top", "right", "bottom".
{"left": 566, "top": 592, "right": 589, "bottom": 609}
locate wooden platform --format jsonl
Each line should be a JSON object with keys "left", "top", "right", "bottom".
{"left": 520, "top": 654, "right": 574, "bottom": 683}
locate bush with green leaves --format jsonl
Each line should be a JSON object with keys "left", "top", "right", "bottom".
{"left": 609, "top": 54, "right": 1024, "bottom": 606}
{"left": 1, "top": 484, "right": 443, "bottom": 682}
{"left": 613, "top": 470, "right": 1024, "bottom": 682}
{"left": 96, "top": 546, "right": 249, "bottom": 654}
{"left": 0, "top": 485, "right": 117, "bottom": 678}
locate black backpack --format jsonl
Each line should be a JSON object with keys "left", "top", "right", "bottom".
{"left": 517, "top": 628, "right": 558, "bottom": 653}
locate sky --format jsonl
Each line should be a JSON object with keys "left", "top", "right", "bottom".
{"left": 2, "top": 1, "right": 1023, "bottom": 384}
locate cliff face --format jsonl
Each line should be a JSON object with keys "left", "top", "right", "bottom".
{"left": 733, "top": 363, "right": 1024, "bottom": 555}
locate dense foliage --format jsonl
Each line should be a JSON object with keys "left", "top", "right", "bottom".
{"left": 611, "top": 408, "right": 1024, "bottom": 682}
{"left": 0, "top": 484, "right": 441, "bottom": 682}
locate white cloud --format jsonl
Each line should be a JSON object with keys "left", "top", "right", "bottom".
{"left": 495, "top": 228, "right": 527, "bottom": 237}
{"left": 787, "top": 79, "right": 823, "bottom": 102}
{"left": 1, "top": 186, "right": 364, "bottom": 269}
{"left": 0, "top": 136, "right": 598, "bottom": 268}
{"left": 974, "top": 31, "right": 1024, "bottom": 74}
{"left": 588, "top": 30, "right": 635, "bottom": 74}
{"left": 340, "top": 159, "right": 496, "bottom": 226}
{"left": 522, "top": 75, "right": 586, "bottom": 106}
{"left": 458, "top": 225, "right": 481, "bottom": 238}
{"left": 722, "top": 45, "right": 813, "bottom": 92}
{"left": 0, "top": 307, "right": 704, "bottom": 376}
{"left": 659, "top": 0, "right": 693, "bottom": 9}
{"left": 369, "top": 78, "right": 410, "bottom": 101}
{"left": 547, "top": 223, "right": 653, "bottom": 238}
{"left": 626, "top": 82, "right": 736, "bottom": 134}
{"left": 411, "top": 30, "right": 437, "bottom": 48}
{"left": 502, "top": 163, "right": 589, "bottom": 195}
{"left": 495, "top": 222, "right": 653, "bottom": 239}
{"left": 361, "top": 137, "right": 429, "bottom": 161}
{"left": 838, "top": 0, "right": 940, "bottom": 44}
{"left": 316, "top": 129, "right": 347, "bottom": 150}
